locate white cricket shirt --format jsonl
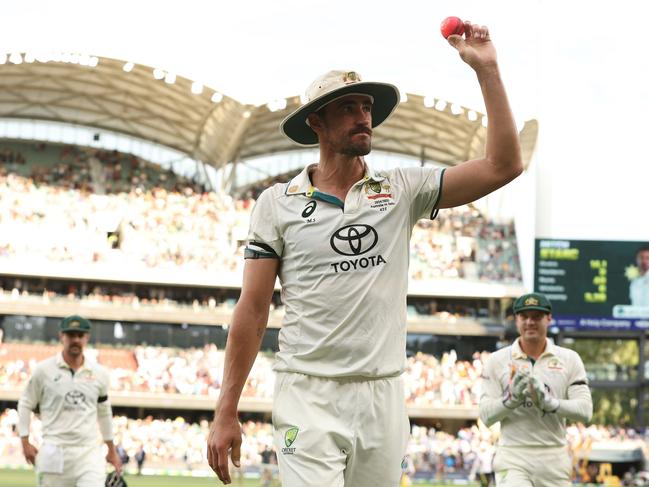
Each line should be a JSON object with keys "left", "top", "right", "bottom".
{"left": 630, "top": 273, "right": 649, "bottom": 306}
{"left": 247, "top": 163, "right": 443, "bottom": 378}
{"left": 18, "top": 353, "right": 113, "bottom": 446}
{"left": 479, "top": 338, "right": 592, "bottom": 447}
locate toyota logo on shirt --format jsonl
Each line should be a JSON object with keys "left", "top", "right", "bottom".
{"left": 64, "top": 390, "right": 86, "bottom": 406}
{"left": 330, "top": 224, "right": 378, "bottom": 256}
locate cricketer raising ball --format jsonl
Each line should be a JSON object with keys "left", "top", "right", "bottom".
{"left": 440, "top": 16, "right": 465, "bottom": 39}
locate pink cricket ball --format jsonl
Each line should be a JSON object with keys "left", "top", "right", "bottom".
{"left": 440, "top": 16, "right": 465, "bottom": 39}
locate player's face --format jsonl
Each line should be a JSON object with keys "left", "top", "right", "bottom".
{"left": 515, "top": 310, "right": 551, "bottom": 343}
{"left": 60, "top": 331, "right": 89, "bottom": 357}
{"left": 637, "top": 250, "right": 649, "bottom": 273}
{"left": 315, "top": 95, "right": 373, "bottom": 156}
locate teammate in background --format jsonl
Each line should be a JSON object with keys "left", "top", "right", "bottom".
{"left": 134, "top": 445, "right": 146, "bottom": 475}
{"left": 479, "top": 293, "right": 592, "bottom": 487}
{"left": 469, "top": 441, "right": 495, "bottom": 486}
{"left": 18, "top": 315, "right": 122, "bottom": 486}
{"left": 116, "top": 443, "right": 129, "bottom": 469}
{"left": 400, "top": 455, "right": 415, "bottom": 487}
{"left": 630, "top": 245, "right": 649, "bottom": 306}
{"left": 207, "top": 20, "right": 524, "bottom": 486}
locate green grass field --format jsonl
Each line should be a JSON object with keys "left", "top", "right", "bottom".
{"left": 0, "top": 468, "right": 478, "bottom": 487}
{"left": 0, "top": 469, "right": 605, "bottom": 487}
{"left": 0, "top": 469, "right": 475, "bottom": 487}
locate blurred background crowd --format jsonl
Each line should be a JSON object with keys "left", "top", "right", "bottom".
{"left": 0, "top": 143, "right": 522, "bottom": 284}
{"left": 0, "top": 344, "right": 484, "bottom": 407}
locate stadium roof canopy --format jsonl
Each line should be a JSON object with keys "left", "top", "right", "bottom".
{"left": 0, "top": 53, "right": 538, "bottom": 170}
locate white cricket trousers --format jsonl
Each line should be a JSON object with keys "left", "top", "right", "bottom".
{"left": 37, "top": 444, "right": 105, "bottom": 487}
{"left": 493, "top": 445, "right": 572, "bottom": 487}
{"left": 272, "top": 372, "right": 410, "bottom": 487}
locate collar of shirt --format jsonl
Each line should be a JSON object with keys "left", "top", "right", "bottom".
{"left": 56, "top": 352, "right": 89, "bottom": 373}
{"left": 284, "top": 162, "right": 386, "bottom": 197}
{"left": 511, "top": 337, "right": 558, "bottom": 360}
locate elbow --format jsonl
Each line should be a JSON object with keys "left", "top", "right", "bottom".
{"left": 479, "top": 407, "right": 497, "bottom": 428}
{"left": 17, "top": 400, "right": 31, "bottom": 413}
{"left": 488, "top": 153, "right": 524, "bottom": 187}
{"left": 97, "top": 404, "right": 113, "bottom": 418}
{"left": 479, "top": 413, "right": 492, "bottom": 427}
{"left": 502, "top": 156, "right": 524, "bottom": 183}
{"left": 560, "top": 400, "right": 593, "bottom": 423}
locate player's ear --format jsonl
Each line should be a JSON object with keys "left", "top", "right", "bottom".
{"left": 307, "top": 112, "right": 323, "bottom": 131}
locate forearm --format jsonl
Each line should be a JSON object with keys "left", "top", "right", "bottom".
{"left": 557, "top": 387, "right": 593, "bottom": 423}
{"left": 479, "top": 396, "right": 511, "bottom": 426}
{"left": 97, "top": 402, "right": 115, "bottom": 441}
{"left": 216, "top": 303, "right": 269, "bottom": 416}
{"left": 104, "top": 439, "right": 116, "bottom": 453}
{"left": 476, "top": 65, "right": 522, "bottom": 176}
{"left": 17, "top": 399, "right": 34, "bottom": 438}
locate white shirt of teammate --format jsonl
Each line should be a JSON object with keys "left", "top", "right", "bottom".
{"left": 630, "top": 272, "right": 649, "bottom": 307}
{"left": 18, "top": 352, "right": 114, "bottom": 446}
{"left": 479, "top": 338, "right": 592, "bottom": 447}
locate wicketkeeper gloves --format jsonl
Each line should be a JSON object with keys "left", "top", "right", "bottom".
{"left": 529, "top": 376, "right": 560, "bottom": 414}
{"left": 502, "top": 369, "right": 530, "bottom": 409}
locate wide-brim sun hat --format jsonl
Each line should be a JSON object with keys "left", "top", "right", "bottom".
{"left": 280, "top": 70, "right": 400, "bottom": 146}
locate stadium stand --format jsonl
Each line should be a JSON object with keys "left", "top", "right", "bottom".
{"left": 1, "top": 143, "right": 522, "bottom": 285}
{"left": 0, "top": 343, "right": 484, "bottom": 408}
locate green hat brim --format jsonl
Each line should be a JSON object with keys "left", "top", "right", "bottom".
{"left": 514, "top": 305, "right": 551, "bottom": 314}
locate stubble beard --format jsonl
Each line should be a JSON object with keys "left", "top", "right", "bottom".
{"left": 66, "top": 345, "right": 83, "bottom": 357}
{"left": 339, "top": 137, "right": 371, "bottom": 157}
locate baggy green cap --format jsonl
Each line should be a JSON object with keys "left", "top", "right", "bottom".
{"left": 59, "top": 315, "right": 91, "bottom": 333}
{"left": 513, "top": 293, "right": 552, "bottom": 314}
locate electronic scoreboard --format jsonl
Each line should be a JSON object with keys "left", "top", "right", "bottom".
{"left": 534, "top": 239, "right": 649, "bottom": 330}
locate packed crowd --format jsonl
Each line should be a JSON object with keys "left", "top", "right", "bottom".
{"left": 404, "top": 351, "right": 486, "bottom": 408}
{"left": 2, "top": 409, "right": 647, "bottom": 483}
{"left": 0, "top": 345, "right": 484, "bottom": 407}
{"left": 0, "top": 170, "right": 249, "bottom": 274}
{"left": 0, "top": 145, "right": 522, "bottom": 283}
{"left": 1, "top": 144, "right": 205, "bottom": 195}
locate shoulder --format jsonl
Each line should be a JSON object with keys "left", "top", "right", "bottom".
{"left": 87, "top": 361, "right": 111, "bottom": 380}
{"left": 254, "top": 183, "right": 289, "bottom": 205}
{"left": 485, "top": 347, "right": 510, "bottom": 366}
{"left": 381, "top": 166, "right": 440, "bottom": 181}
{"left": 33, "top": 355, "right": 58, "bottom": 373}
{"left": 267, "top": 182, "right": 289, "bottom": 197}
{"left": 553, "top": 345, "right": 583, "bottom": 362}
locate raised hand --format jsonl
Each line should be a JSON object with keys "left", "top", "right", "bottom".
{"left": 446, "top": 21, "right": 498, "bottom": 72}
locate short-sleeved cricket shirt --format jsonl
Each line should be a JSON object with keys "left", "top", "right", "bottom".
{"left": 246, "top": 163, "right": 444, "bottom": 378}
